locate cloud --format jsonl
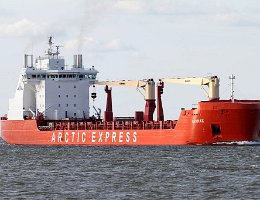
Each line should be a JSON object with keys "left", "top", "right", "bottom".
{"left": 112, "top": 0, "right": 260, "bottom": 28}
{"left": 0, "top": 18, "right": 76, "bottom": 53}
{"left": 102, "top": 39, "right": 129, "bottom": 51}
{"left": 0, "top": 18, "right": 41, "bottom": 37}
{"left": 64, "top": 37, "right": 96, "bottom": 51}
{"left": 214, "top": 13, "right": 260, "bottom": 27}
{"left": 64, "top": 37, "right": 135, "bottom": 53}
{"left": 114, "top": 0, "right": 145, "bottom": 14}
{"left": 112, "top": 0, "right": 225, "bottom": 16}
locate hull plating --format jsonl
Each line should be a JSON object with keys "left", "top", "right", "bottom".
{"left": 2, "top": 100, "right": 260, "bottom": 145}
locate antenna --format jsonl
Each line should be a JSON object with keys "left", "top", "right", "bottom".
{"left": 46, "top": 36, "right": 62, "bottom": 58}
{"left": 55, "top": 45, "right": 63, "bottom": 58}
{"left": 47, "top": 36, "right": 54, "bottom": 56}
{"left": 49, "top": 36, "right": 53, "bottom": 47}
{"left": 229, "top": 74, "right": 235, "bottom": 102}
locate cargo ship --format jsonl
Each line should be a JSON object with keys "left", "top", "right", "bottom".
{"left": 1, "top": 37, "right": 260, "bottom": 145}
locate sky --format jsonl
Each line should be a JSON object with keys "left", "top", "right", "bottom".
{"left": 1, "top": 0, "right": 260, "bottom": 119}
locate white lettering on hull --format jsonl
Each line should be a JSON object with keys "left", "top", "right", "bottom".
{"left": 112, "top": 132, "right": 116, "bottom": 142}
{"left": 51, "top": 133, "right": 55, "bottom": 142}
{"left": 192, "top": 119, "right": 204, "bottom": 124}
{"left": 119, "top": 132, "right": 123, "bottom": 143}
{"left": 105, "top": 132, "right": 109, "bottom": 142}
{"left": 50, "top": 131, "right": 138, "bottom": 144}
{"left": 98, "top": 132, "right": 103, "bottom": 142}
{"left": 65, "top": 132, "right": 69, "bottom": 143}
{"left": 58, "top": 132, "right": 62, "bottom": 142}
{"left": 92, "top": 132, "right": 96, "bottom": 142}
{"left": 126, "top": 132, "right": 130, "bottom": 142}
{"left": 82, "top": 132, "right": 86, "bottom": 142}
{"left": 133, "top": 132, "right": 137, "bottom": 142}
{"left": 71, "top": 132, "right": 75, "bottom": 142}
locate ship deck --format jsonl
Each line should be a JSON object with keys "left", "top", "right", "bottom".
{"left": 37, "top": 120, "right": 177, "bottom": 131}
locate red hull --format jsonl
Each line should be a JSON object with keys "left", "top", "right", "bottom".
{"left": 2, "top": 100, "right": 260, "bottom": 145}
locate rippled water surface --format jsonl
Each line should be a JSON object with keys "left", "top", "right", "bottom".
{"left": 0, "top": 138, "right": 259, "bottom": 199}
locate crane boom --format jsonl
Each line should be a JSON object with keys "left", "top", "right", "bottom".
{"left": 95, "top": 79, "right": 156, "bottom": 121}
{"left": 160, "top": 76, "right": 220, "bottom": 100}
{"left": 95, "top": 79, "right": 155, "bottom": 100}
{"left": 95, "top": 80, "right": 147, "bottom": 88}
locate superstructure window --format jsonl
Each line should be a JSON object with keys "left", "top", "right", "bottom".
{"left": 58, "top": 95, "right": 60, "bottom": 98}
{"left": 74, "top": 85, "right": 76, "bottom": 88}
{"left": 90, "top": 75, "right": 96, "bottom": 79}
{"left": 66, "top": 104, "right": 68, "bottom": 107}
{"left": 66, "top": 95, "right": 68, "bottom": 98}
{"left": 74, "top": 104, "right": 76, "bottom": 107}
{"left": 74, "top": 95, "right": 76, "bottom": 98}
{"left": 58, "top": 85, "right": 60, "bottom": 88}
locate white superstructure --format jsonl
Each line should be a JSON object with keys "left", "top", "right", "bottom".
{"left": 8, "top": 37, "right": 98, "bottom": 120}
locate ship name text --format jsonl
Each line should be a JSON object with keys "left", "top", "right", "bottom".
{"left": 51, "top": 131, "right": 137, "bottom": 143}
{"left": 192, "top": 119, "right": 204, "bottom": 124}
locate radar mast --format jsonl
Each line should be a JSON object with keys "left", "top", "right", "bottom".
{"left": 46, "top": 36, "right": 62, "bottom": 58}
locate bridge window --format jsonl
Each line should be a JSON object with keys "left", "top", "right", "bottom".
{"left": 90, "top": 75, "right": 96, "bottom": 79}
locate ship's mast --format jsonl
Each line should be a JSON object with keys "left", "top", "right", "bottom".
{"left": 229, "top": 74, "right": 235, "bottom": 102}
{"left": 47, "top": 36, "right": 53, "bottom": 56}
{"left": 47, "top": 36, "right": 61, "bottom": 58}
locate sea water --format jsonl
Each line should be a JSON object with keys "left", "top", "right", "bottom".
{"left": 0, "top": 138, "right": 259, "bottom": 199}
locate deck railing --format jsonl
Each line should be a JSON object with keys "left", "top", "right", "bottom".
{"left": 38, "top": 120, "right": 177, "bottom": 131}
